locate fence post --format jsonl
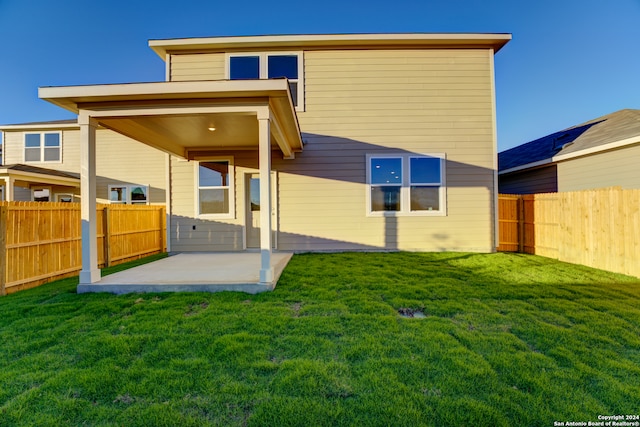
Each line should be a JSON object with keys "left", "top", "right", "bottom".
{"left": 518, "top": 196, "right": 525, "bottom": 253}
{"left": 103, "top": 206, "right": 111, "bottom": 267}
{"left": 0, "top": 205, "right": 7, "bottom": 296}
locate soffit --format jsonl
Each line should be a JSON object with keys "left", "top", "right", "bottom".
{"left": 39, "top": 80, "right": 303, "bottom": 159}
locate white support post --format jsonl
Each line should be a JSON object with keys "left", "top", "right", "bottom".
{"left": 79, "top": 112, "right": 100, "bottom": 284}
{"left": 257, "top": 110, "right": 274, "bottom": 284}
{"left": 4, "top": 178, "right": 14, "bottom": 201}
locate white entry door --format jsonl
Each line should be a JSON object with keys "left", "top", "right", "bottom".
{"left": 245, "top": 173, "right": 277, "bottom": 249}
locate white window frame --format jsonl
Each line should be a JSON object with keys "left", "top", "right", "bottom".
{"left": 23, "top": 131, "right": 62, "bottom": 163}
{"left": 366, "top": 153, "right": 446, "bottom": 217}
{"left": 32, "top": 186, "right": 52, "bottom": 202}
{"left": 195, "top": 157, "right": 235, "bottom": 219}
{"left": 108, "top": 184, "right": 149, "bottom": 205}
{"left": 226, "top": 51, "right": 304, "bottom": 111}
{"left": 55, "top": 193, "right": 75, "bottom": 203}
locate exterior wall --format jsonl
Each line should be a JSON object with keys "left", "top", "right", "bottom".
{"left": 499, "top": 165, "right": 558, "bottom": 194}
{"left": 169, "top": 48, "right": 497, "bottom": 253}
{"left": 170, "top": 53, "right": 225, "bottom": 81}
{"left": 2, "top": 128, "right": 166, "bottom": 204}
{"left": 557, "top": 144, "right": 640, "bottom": 191}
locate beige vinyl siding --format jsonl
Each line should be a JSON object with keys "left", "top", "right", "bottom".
{"left": 170, "top": 153, "right": 254, "bottom": 252}
{"left": 2, "top": 129, "right": 166, "bottom": 204}
{"left": 94, "top": 130, "right": 167, "bottom": 204}
{"left": 2, "top": 130, "right": 80, "bottom": 174}
{"left": 168, "top": 48, "right": 497, "bottom": 252}
{"left": 170, "top": 53, "right": 225, "bottom": 81}
{"left": 277, "top": 49, "right": 495, "bottom": 252}
{"left": 557, "top": 144, "right": 640, "bottom": 191}
{"left": 499, "top": 165, "right": 558, "bottom": 194}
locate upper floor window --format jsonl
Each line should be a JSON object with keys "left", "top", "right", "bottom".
{"left": 228, "top": 52, "right": 303, "bottom": 110}
{"left": 24, "top": 132, "right": 61, "bottom": 163}
{"left": 367, "top": 153, "right": 446, "bottom": 216}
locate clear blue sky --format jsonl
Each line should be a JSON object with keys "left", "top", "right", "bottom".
{"left": 1, "top": 0, "right": 638, "bottom": 151}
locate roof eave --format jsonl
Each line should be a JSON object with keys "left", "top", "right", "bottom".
{"left": 149, "top": 33, "right": 512, "bottom": 59}
{"left": 498, "top": 158, "right": 554, "bottom": 175}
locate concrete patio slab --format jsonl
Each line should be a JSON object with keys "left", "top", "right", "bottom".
{"left": 77, "top": 252, "right": 293, "bottom": 295}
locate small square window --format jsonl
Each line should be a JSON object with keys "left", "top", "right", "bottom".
{"left": 33, "top": 188, "right": 50, "bottom": 202}
{"left": 268, "top": 55, "right": 298, "bottom": 79}
{"left": 229, "top": 56, "right": 260, "bottom": 80}
{"left": 24, "top": 132, "right": 61, "bottom": 163}
{"left": 130, "top": 186, "right": 148, "bottom": 204}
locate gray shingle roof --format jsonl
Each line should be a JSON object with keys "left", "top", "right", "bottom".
{"left": 0, "top": 164, "right": 80, "bottom": 180}
{"left": 499, "top": 109, "right": 640, "bottom": 172}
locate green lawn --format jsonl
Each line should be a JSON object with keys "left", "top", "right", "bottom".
{"left": 1, "top": 252, "right": 639, "bottom": 427}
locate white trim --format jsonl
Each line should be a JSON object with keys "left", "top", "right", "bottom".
{"left": 165, "top": 53, "right": 171, "bottom": 82}
{"left": 366, "top": 153, "right": 446, "bottom": 217}
{"left": 498, "top": 158, "right": 554, "bottom": 175}
{"left": 108, "top": 184, "right": 128, "bottom": 204}
{"left": 194, "top": 157, "right": 235, "bottom": 219}
{"left": 226, "top": 51, "right": 305, "bottom": 111}
{"left": 0, "top": 123, "right": 79, "bottom": 131}
{"left": 165, "top": 153, "right": 172, "bottom": 252}
{"left": 243, "top": 171, "right": 278, "bottom": 250}
{"left": 23, "top": 131, "right": 63, "bottom": 164}
{"left": 32, "top": 186, "right": 52, "bottom": 202}
{"left": 107, "top": 184, "right": 149, "bottom": 205}
{"left": 489, "top": 48, "right": 499, "bottom": 251}
{"left": 552, "top": 136, "right": 640, "bottom": 162}
{"left": 499, "top": 136, "right": 640, "bottom": 175}
{"left": 55, "top": 193, "right": 74, "bottom": 202}
{"left": 149, "top": 33, "right": 512, "bottom": 58}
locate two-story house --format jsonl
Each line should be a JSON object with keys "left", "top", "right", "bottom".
{"left": 0, "top": 120, "right": 166, "bottom": 204}
{"left": 2, "top": 33, "right": 511, "bottom": 288}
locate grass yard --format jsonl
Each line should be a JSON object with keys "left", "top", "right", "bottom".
{"left": 1, "top": 252, "right": 639, "bottom": 426}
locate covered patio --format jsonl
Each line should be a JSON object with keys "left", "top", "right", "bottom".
{"left": 39, "top": 79, "right": 303, "bottom": 293}
{"left": 78, "top": 252, "right": 293, "bottom": 294}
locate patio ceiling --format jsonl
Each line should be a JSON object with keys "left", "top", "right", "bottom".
{"left": 39, "top": 80, "right": 303, "bottom": 159}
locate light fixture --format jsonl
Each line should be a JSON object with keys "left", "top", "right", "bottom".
{"left": 208, "top": 126, "right": 216, "bottom": 132}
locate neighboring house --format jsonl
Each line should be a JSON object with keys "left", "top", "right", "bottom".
{"left": 498, "top": 109, "right": 640, "bottom": 194}
{"left": 6, "top": 33, "right": 511, "bottom": 286}
{"left": 0, "top": 120, "right": 166, "bottom": 204}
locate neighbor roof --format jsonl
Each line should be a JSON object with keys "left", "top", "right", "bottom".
{"left": 499, "top": 109, "right": 640, "bottom": 173}
{"left": 0, "top": 163, "right": 80, "bottom": 181}
{"left": 0, "top": 119, "right": 78, "bottom": 130}
{"left": 149, "top": 33, "right": 512, "bottom": 58}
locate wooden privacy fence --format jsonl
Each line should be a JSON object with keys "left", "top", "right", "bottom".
{"left": 0, "top": 202, "right": 166, "bottom": 295}
{"left": 498, "top": 188, "right": 640, "bottom": 278}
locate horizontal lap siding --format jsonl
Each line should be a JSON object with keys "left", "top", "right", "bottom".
{"left": 95, "top": 130, "right": 167, "bottom": 204}
{"left": 170, "top": 53, "right": 225, "bottom": 81}
{"left": 277, "top": 49, "right": 495, "bottom": 252}
{"left": 557, "top": 145, "right": 640, "bottom": 191}
{"left": 165, "top": 48, "right": 496, "bottom": 252}
{"left": 2, "top": 129, "right": 166, "bottom": 204}
{"left": 498, "top": 165, "right": 558, "bottom": 194}
{"left": 3, "top": 130, "right": 80, "bottom": 172}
